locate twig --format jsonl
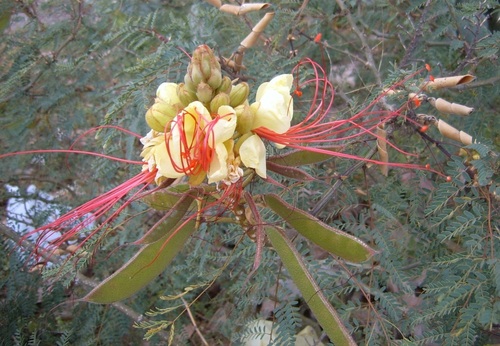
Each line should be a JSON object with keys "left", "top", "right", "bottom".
{"left": 335, "top": 0, "right": 382, "bottom": 86}
{"left": 310, "top": 145, "right": 378, "bottom": 216}
{"left": 181, "top": 297, "right": 209, "bottom": 346}
{"left": 399, "top": 0, "right": 432, "bottom": 68}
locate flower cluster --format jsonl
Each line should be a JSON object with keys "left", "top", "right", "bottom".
{"left": 140, "top": 45, "right": 293, "bottom": 187}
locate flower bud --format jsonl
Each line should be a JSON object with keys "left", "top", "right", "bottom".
{"left": 210, "top": 92, "right": 230, "bottom": 113}
{"left": 177, "top": 83, "right": 197, "bottom": 106}
{"left": 217, "top": 76, "right": 232, "bottom": 94}
{"left": 156, "top": 82, "right": 180, "bottom": 104}
{"left": 235, "top": 104, "right": 255, "bottom": 134}
{"left": 229, "top": 82, "right": 250, "bottom": 107}
{"left": 145, "top": 102, "right": 177, "bottom": 132}
{"left": 196, "top": 81, "right": 214, "bottom": 103}
{"left": 185, "top": 45, "right": 222, "bottom": 91}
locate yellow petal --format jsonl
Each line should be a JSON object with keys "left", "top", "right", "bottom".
{"left": 252, "top": 74, "right": 293, "bottom": 134}
{"left": 154, "top": 139, "right": 185, "bottom": 179}
{"left": 239, "top": 134, "right": 267, "bottom": 178}
{"left": 207, "top": 142, "right": 229, "bottom": 184}
{"left": 208, "top": 105, "right": 237, "bottom": 147}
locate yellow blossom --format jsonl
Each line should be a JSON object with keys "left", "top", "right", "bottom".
{"left": 239, "top": 134, "right": 267, "bottom": 179}
{"left": 141, "top": 101, "right": 239, "bottom": 185}
{"left": 250, "top": 74, "right": 293, "bottom": 134}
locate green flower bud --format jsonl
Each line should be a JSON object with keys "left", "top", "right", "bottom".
{"left": 207, "top": 67, "right": 222, "bottom": 90}
{"left": 217, "top": 76, "right": 232, "bottom": 94}
{"left": 235, "top": 104, "right": 255, "bottom": 134}
{"left": 210, "top": 92, "right": 230, "bottom": 113}
{"left": 196, "top": 81, "right": 214, "bottom": 104}
{"left": 229, "top": 82, "right": 250, "bottom": 107}
{"left": 184, "top": 45, "right": 222, "bottom": 91}
{"left": 177, "top": 83, "right": 197, "bottom": 106}
{"left": 145, "top": 102, "right": 178, "bottom": 132}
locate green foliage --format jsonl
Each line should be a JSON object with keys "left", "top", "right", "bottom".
{"left": 1, "top": 0, "right": 499, "bottom": 345}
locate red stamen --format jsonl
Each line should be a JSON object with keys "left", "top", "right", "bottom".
{"left": 25, "top": 169, "right": 157, "bottom": 261}
{"left": 314, "top": 33, "right": 322, "bottom": 43}
{"left": 165, "top": 108, "right": 234, "bottom": 177}
{"left": 253, "top": 59, "right": 444, "bottom": 176}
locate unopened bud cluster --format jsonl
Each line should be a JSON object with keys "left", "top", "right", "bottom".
{"left": 145, "top": 45, "right": 250, "bottom": 132}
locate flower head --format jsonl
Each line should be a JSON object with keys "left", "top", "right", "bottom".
{"left": 141, "top": 101, "right": 239, "bottom": 185}
{"left": 234, "top": 74, "right": 294, "bottom": 179}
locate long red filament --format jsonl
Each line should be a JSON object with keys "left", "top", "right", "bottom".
{"left": 27, "top": 169, "right": 156, "bottom": 260}
{"left": 254, "top": 58, "right": 437, "bottom": 173}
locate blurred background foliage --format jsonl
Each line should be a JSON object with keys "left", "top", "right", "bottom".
{"left": 0, "top": 0, "right": 498, "bottom": 345}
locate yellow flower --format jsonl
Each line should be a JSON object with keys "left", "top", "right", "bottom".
{"left": 141, "top": 101, "right": 239, "bottom": 185}
{"left": 239, "top": 134, "right": 267, "bottom": 179}
{"left": 140, "top": 130, "right": 183, "bottom": 184}
{"left": 250, "top": 74, "right": 293, "bottom": 134}
{"left": 236, "top": 74, "right": 294, "bottom": 179}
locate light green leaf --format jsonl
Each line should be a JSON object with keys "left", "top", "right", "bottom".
{"left": 264, "top": 194, "right": 376, "bottom": 263}
{"left": 265, "top": 226, "right": 356, "bottom": 346}
{"left": 83, "top": 219, "right": 197, "bottom": 304}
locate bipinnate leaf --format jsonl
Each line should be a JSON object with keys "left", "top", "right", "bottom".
{"left": 264, "top": 194, "right": 376, "bottom": 263}
{"left": 265, "top": 226, "right": 357, "bottom": 346}
{"left": 84, "top": 219, "right": 196, "bottom": 304}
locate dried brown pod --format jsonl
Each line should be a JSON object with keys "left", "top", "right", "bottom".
{"left": 376, "top": 124, "right": 389, "bottom": 176}
{"left": 428, "top": 97, "right": 474, "bottom": 116}
{"left": 240, "top": 12, "right": 275, "bottom": 49}
{"left": 422, "top": 75, "right": 475, "bottom": 91}
{"left": 219, "top": 3, "right": 270, "bottom": 16}
{"left": 436, "top": 119, "right": 473, "bottom": 145}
